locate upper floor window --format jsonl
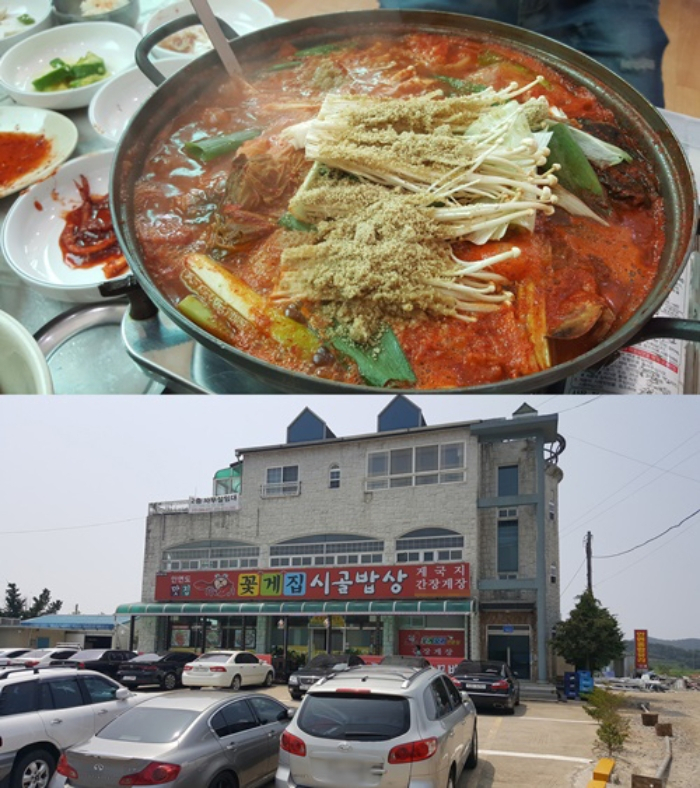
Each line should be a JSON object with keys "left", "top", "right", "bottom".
{"left": 162, "top": 540, "right": 259, "bottom": 572}
{"left": 262, "top": 465, "right": 300, "bottom": 497}
{"left": 366, "top": 442, "right": 465, "bottom": 490}
{"left": 497, "top": 465, "right": 519, "bottom": 497}
{"left": 329, "top": 464, "right": 341, "bottom": 489}
{"left": 497, "top": 519, "right": 518, "bottom": 576}
{"left": 270, "top": 534, "right": 384, "bottom": 568}
{"left": 396, "top": 528, "right": 464, "bottom": 564}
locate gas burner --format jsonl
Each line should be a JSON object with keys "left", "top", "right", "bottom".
{"left": 122, "top": 309, "right": 285, "bottom": 394}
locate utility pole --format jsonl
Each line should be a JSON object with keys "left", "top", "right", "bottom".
{"left": 585, "top": 531, "right": 593, "bottom": 593}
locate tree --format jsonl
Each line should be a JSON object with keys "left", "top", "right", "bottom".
{"left": 3, "top": 582, "right": 25, "bottom": 618}
{"left": 1, "top": 583, "right": 62, "bottom": 620}
{"left": 550, "top": 590, "right": 625, "bottom": 672}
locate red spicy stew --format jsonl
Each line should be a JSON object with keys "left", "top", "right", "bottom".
{"left": 132, "top": 28, "right": 665, "bottom": 390}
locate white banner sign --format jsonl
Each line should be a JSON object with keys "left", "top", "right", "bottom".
{"left": 188, "top": 494, "right": 240, "bottom": 512}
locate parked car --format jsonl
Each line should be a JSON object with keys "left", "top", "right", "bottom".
{"left": 379, "top": 654, "right": 432, "bottom": 669}
{"left": 451, "top": 660, "right": 520, "bottom": 714}
{"left": 116, "top": 651, "right": 197, "bottom": 690}
{"left": 277, "top": 663, "right": 478, "bottom": 788}
{"left": 51, "top": 649, "right": 137, "bottom": 679}
{"left": 8, "top": 646, "right": 79, "bottom": 667}
{"left": 58, "top": 690, "right": 294, "bottom": 788}
{"left": 0, "top": 666, "right": 142, "bottom": 788}
{"left": 287, "top": 653, "right": 365, "bottom": 701}
{"left": 182, "top": 650, "right": 274, "bottom": 690}
{"left": 0, "top": 648, "right": 31, "bottom": 666}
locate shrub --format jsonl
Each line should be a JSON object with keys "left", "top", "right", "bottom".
{"left": 597, "top": 713, "right": 631, "bottom": 757}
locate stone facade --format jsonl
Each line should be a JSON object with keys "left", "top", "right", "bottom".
{"left": 130, "top": 400, "right": 564, "bottom": 682}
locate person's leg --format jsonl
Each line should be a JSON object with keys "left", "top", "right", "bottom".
{"left": 520, "top": 0, "right": 668, "bottom": 106}
{"left": 377, "top": 0, "right": 519, "bottom": 25}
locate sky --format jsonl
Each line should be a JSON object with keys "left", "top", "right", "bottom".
{"left": 1, "top": 394, "right": 699, "bottom": 643}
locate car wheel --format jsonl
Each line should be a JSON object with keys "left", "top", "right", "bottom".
{"left": 11, "top": 748, "right": 57, "bottom": 788}
{"left": 264, "top": 671, "right": 273, "bottom": 687}
{"left": 446, "top": 769, "right": 456, "bottom": 788}
{"left": 290, "top": 690, "right": 302, "bottom": 701}
{"left": 207, "top": 771, "right": 238, "bottom": 788}
{"left": 231, "top": 674, "right": 242, "bottom": 691}
{"left": 162, "top": 672, "right": 178, "bottom": 691}
{"left": 465, "top": 727, "right": 478, "bottom": 770}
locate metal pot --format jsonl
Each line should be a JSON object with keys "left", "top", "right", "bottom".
{"left": 111, "top": 10, "right": 699, "bottom": 393}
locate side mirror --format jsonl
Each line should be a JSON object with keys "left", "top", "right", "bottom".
{"left": 115, "top": 687, "right": 131, "bottom": 700}
{"left": 460, "top": 691, "right": 470, "bottom": 703}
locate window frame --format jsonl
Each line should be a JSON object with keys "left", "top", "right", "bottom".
{"left": 366, "top": 441, "right": 466, "bottom": 490}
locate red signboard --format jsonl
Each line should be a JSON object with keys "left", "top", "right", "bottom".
{"left": 156, "top": 563, "right": 470, "bottom": 602}
{"left": 635, "top": 629, "right": 649, "bottom": 671}
{"left": 399, "top": 629, "right": 465, "bottom": 659}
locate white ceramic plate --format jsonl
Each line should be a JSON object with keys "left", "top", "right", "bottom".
{"left": 88, "top": 57, "right": 186, "bottom": 144}
{"left": 141, "top": 0, "right": 276, "bottom": 59}
{"left": 1, "top": 149, "right": 129, "bottom": 303}
{"left": 0, "top": 21, "right": 141, "bottom": 109}
{"left": 0, "top": 106, "right": 78, "bottom": 198}
{"left": 0, "top": 0, "right": 53, "bottom": 57}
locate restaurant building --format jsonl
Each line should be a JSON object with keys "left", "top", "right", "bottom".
{"left": 117, "top": 397, "right": 565, "bottom": 683}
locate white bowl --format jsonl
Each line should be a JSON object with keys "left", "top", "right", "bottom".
{"left": 88, "top": 56, "right": 186, "bottom": 144}
{"left": 0, "top": 21, "right": 140, "bottom": 109}
{"left": 0, "top": 310, "right": 53, "bottom": 394}
{"left": 0, "top": 105, "right": 78, "bottom": 198}
{"left": 0, "top": 0, "right": 53, "bottom": 57}
{"left": 1, "top": 149, "right": 130, "bottom": 303}
{"left": 141, "top": 0, "right": 276, "bottom": 59}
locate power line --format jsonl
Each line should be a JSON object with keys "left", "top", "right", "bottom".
{"left": 561, "top": 555, "right": 587, "bottom": 596}
{"left": 595, "top": 506, "right": 700, "bottom": 559}
{"left": 1, "top": 517, "right": 143, "bottom": 535}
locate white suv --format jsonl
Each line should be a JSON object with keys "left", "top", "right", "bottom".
{"left": 0, "top": 666, "right": 142, "bottom": 788}
{"left": 276, "top": 664, "right": 478, "bottom": 788}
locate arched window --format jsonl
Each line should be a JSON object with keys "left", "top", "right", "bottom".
{"left": 329, "top": 464, "right": 341, "bottom": 489}
{"left": 161, "top": 540, "right": 260, "bottom": 571}
{"left": 395, "top": 527, "right": 464, "bottom": 564}
{"left": 270, "top": 533, "right": 384, "bottom": 568}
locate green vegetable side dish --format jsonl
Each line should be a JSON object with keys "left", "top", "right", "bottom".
{"left": 32, "top": 52, "right": 107, "bottom": 92}
{"left": 184, "top": 129, "right": 262, "bottom": 162}
{"left": 18, "top": 13, "right": 35, "bottom": 24}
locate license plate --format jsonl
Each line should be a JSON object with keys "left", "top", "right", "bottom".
{"left": 194, "top": 666, "right": 208, "bottom": 671}
{"left": 464, "top": 683, "right": 486, "bottom": 690}
{"left": 122, "top": 676, "right": 136, "bottom": 681}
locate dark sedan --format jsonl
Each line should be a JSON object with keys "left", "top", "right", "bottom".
{"left": 117, "top": 651, "right": 197, "bottom": 691}
{"left": 451, "top": 659, "right": 520, "bottom": 714}
{"left": 52, "top": 649, "right": 137, "bottom": 679}
{"left": 287, "top": 653, "right": 365, "bottom": 701}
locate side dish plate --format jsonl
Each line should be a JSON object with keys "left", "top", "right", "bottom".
{"left": 0, "top": 106, "right": 78, "bottom": 199}
{"left": 1, "top": 149, "right": 129, "bottom": 303}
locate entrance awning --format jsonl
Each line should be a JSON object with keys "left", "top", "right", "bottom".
{"left": 115, "top": 599, "right": 472, "bottom": 616}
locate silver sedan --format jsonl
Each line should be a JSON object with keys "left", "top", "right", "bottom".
{"left": 58, "top": 690, "right": 294, "bottom": 788}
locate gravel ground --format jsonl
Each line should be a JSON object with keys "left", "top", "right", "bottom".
{"left": 578, "top": 687, "right": 700, "bottom": 787}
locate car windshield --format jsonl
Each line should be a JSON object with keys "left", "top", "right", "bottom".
{"left": 298, "top": 693, "right": 410, "bottom": 741}
{"left": 98, "top": 708, "right": 199, "bottom": 743}
{"left": 305, "top": 654, "right": 345, "bottom": 669}
{"left": 69, "top": 650, "right": 104, "bottom": 660}
{"left": 127, "top": 653, "right": 161, "bottom": 663}
{"left": 196, "top": 653, "right": 232, "bottom": 663}
{"left": 456, "top": 661, "right": 504, "bottom": 675}
{"left": 19, "top": 649, "right": 53, "bottom": 659}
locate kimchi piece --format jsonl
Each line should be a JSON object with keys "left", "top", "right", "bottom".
{"left": 59, "top": 175, "right": 128, "bottom": 279}
{"left": 132, "top": 29, "right": 666, "bottom": 389}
